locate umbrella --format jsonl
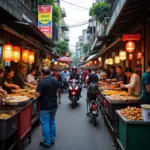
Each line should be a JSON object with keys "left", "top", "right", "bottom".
{"left": 56, "top": 56, "right": 73, "bottom": 62}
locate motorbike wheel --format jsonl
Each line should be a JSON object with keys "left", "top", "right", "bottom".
{"left": 93, "top": 115, "right": 97, "bottom": 127}
{"left": 72, "top": 96, "right": 76, "bottom": 109}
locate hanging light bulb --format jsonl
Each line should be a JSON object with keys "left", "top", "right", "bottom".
{"left": 22, "top": 49, "right": 29, "bottom": 62}
{"left": 114, "top": 56, "right": 120, "bottom": 64}
{"left": 108, "top": 58, "right": 113, "bottom": 65}
{"left": 119, "top": 50, "right": 126, "bottom": 60}
{"left": 105, "top": 59, "right": 109, "bottom": 64}
{"left": 129, "top": 54, "right": 133, "bottom": 60}
{"left": 12, "top": 46, "right": 21, "bottom": 62}
{"left": 137, "top": 52, "right": 142, "bottom": 59}
{"left": 98, "top": 57, "right": 102, "bottom": 62}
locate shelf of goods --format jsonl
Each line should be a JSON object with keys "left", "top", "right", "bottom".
{"left": 116, "top": 110, "right": 150, "bottom": 150}
{"left": 97, "top": 89, "right": 140, "bottom": 144}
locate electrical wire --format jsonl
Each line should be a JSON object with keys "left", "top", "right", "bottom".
{"left": 61, "top": 0, "right": 89, "bottom": 10}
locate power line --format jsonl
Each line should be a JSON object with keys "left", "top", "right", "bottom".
{"left": 61, "top": 0, "right": 89, "bottom": 10}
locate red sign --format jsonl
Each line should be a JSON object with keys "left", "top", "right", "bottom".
{"left": 38, "top": 26, "right": 52, "bottom": 38}
{"left": 122, "top": 34, "right": 141, "bottom": 41}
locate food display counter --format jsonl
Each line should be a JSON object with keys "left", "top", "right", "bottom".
{"left": 116, "top": 110, "right": 150, "bottom": 150}
{"left": 97, "top": 87, "right": 140, "bottom": 144}
{"left": 0, "top": 88, "right": 40, "bottom": 150}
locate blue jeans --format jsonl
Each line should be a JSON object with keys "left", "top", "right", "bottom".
{"left": 40, "top": 109, "right": 57, "bottom": 145}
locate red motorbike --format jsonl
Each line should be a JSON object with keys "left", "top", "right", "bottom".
{"left": 68, "top": 79, "right": 80, "bottom": 109}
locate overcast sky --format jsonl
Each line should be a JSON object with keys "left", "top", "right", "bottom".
{"left": 61, "top": 0, "right": 93, "bottom": 53}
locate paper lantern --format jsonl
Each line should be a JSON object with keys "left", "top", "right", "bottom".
{"left": 125, "top": 41, "right": 135, "bottom": 53}
{"left": 28, "top": 52, "right": 35, "bottom": 64}
{"left": 98, "top": 57, "right": 102, "bottom": 62}
{"left": 54, "top": 61, "right": 58, "bottom": 65}
{"left": 137, "top": 52, "right": 142, "bottom": 59}
{"left": 129, "top": 54, "right": 133, "bottom": 60}
{"left": 94, "top": 60, "right": 97, "bottom": 65}
{"left": 114, "top": 56, "right": 120, "bottom": 64}
{"left": 3, "top": 44, "right": 13, "bottom": 62}
{"left": 119, "top": 50, "right": 126, "bottom": 60}
{"left": 105, "top": 59, "right": 109, "bottom": 64}
{"left": 108, "top": 58, "right": 113, "bottom": 65}
{"left": 12, "top": 46, "right": 21, "bottom": 62}
{"left": 22, "top": 49, "right": 29, "bottom": 62}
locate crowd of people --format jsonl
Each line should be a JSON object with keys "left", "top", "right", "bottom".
{"left": 0, "top": 61, "right": 150, "bottom": 148}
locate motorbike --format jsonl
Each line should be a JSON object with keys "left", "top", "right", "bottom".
{"left": 86, "top": 83, "right": 99, "bottom": 126}
{"left": 68, "top": 79, "right": 80, "bottom": 109}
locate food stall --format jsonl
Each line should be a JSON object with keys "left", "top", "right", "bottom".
{"left": 98, "top": 81, "right": 140, "bottom": 144}
{"left": 116, "top": 106, "right": 150, "bottom": 150}
{"left": 0, "top": 88, "right": 39, "bottom": 150}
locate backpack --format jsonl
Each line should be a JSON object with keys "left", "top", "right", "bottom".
{"left": 89, "top": 82, "right": 98, "bottom": 94}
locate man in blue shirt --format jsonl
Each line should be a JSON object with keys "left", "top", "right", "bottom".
{"left": 140, "top": 61, "right": 150, "bottom": 103}
{"left": 35, "top": 67, "right": 59, "bottom": 148}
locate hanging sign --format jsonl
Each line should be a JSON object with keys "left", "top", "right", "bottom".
{"left": 122, "top": 34, "right": 141, "bottom": 41}
{"left": 38, "top": 5, "right": 52, "bottom": 38}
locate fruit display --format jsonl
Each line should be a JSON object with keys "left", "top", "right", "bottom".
{"left": 120, "top": 106, "right": 142, "bottom": 120}
{"left": 0, "top": 111, "right": 16, "bottom": 119}
{"left": 103, "top": 90, "right": 129, "bottom": 96}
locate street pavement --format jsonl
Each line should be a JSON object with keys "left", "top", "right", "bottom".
{"left": 25, "top": 89, "right": 115, "bottom": 150}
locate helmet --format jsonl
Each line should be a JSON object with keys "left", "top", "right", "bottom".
{"left": 72, "top": 66, "right": 77, "bottom": 71}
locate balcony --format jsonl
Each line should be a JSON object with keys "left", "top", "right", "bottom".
{"left": 106, "top": 0, "right": 126, "bottom": 35}
{"left": 64, "top": 34, "right": 70, "bottom": 41}
{"left": 60, "top": 21, "right": 69, "bottom": 31}
{"left": 0, "top": 0, "right": 37, "bottom": 25}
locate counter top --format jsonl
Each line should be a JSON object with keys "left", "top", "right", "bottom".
{"left": 116, "top": 110, "right": 150, "bottom": 125}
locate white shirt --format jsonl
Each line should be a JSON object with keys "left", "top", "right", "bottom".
{"left": 125, "top": 73, "right": 141, "bottom": 96}
{"left": 27, "top": 74, "right": 35, "bottom": 83}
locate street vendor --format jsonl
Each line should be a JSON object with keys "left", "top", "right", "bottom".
{"left": 0, "top": 67, "right": 7, "bottom": 97}
{"left": 2, "top": 69, "right": 20, "bottom": 93}
{"left": 111, "top": 65, "right": 127, "bottom": 85}
{"left": 27, "top": 68, "right": 38, "bottom": 85}
{"left": 140, "top": 60, "right": 150, "bottom": 103}
{"left": 120, "top": 68, "right": 141, "bottom": 96}
{"left": 14, "top": 64, "right": 33, "bottom": 88}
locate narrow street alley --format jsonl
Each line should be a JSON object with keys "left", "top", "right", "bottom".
{"left": 25, "top": 89, "right": 115, "bottom": 150}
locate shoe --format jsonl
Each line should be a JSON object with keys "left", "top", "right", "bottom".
{"left": 40, "top": 142, "right": 51, "bottom": 148}
{"left": 51, "top": 141, "right": 55, "bottom": 145}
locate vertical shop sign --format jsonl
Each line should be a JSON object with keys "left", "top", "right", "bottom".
{"left": 38, "top": 5, "right": 52, "bottom": 38}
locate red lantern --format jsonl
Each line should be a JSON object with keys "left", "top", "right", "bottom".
{"left": 137, "top": 52, "right": 142, "bottom": 59}
{"left": 28, "top": 52, "right": 35, "bottom": 64}
{"left": 94, "top": 61, "right": 97, "bottom": 65}
{"left": 12, "top": 46, "right": 21, "bottom": 62}
{"left": 129, "top": 54, "right": 133, "bottom": 60}
{"left": 125, "top": 41, "right": 135, "bottom": 53}
{"left": 22, "top": 49, "right": 29, "bottom": 62}
{"left": 3, "top": 44, "right": 13, "bottom": 62}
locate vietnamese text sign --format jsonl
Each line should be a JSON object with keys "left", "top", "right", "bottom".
{"left": 38, "top": 5, "right": 52, "bottom": 38}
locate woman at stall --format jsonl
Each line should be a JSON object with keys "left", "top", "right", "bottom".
{"left": 3, "top": 69, "right": 20, "bottom": 93}
{"left": 120, "top": 68, "right": 141, "bottom": 96}
{"left": 27, "top": 68, "right": 38, "bottom": 85}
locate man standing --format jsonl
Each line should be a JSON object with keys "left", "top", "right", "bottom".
{"left": 140, "top": 61, "right": 150, "bottom": 103}
{"left": 35, "top": 67, "right": 59, "bottom": 148}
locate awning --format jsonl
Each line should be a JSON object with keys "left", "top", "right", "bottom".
{"left": 0, "top": 25, "right": 41, "bottom": 49}
{"left": 12, "top": 21, "right": 55, "bottom": 47}
{"left": 86, "top": 53, "right": 97, "bottom": 62}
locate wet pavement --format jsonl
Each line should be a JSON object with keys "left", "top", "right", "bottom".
{"left": 25, "top": 89, "right": 115, "bottom": 150}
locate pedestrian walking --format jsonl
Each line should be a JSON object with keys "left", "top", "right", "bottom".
{"left": 35, "top": 67, "right": 59, "bottom": 148}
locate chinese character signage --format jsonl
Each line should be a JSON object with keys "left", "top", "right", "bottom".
{"left": 38, "top": 5, "right": 52, "bottom": 38}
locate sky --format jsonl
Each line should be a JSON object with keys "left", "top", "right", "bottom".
{"left": 60, "top": 0, "right": 93, "bottom": 53}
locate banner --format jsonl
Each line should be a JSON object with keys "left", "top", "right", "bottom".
{"left": 38, "top": 5, "right": 52, "bottom": 38}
